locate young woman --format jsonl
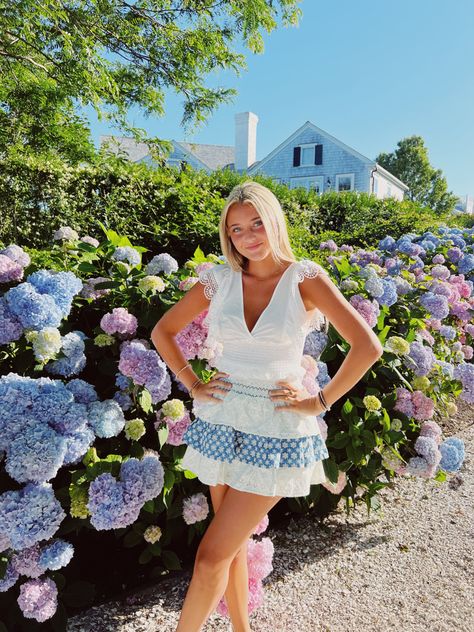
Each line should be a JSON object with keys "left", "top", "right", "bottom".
{"left": 151, "top": 181, "right": 383, "bottom": 632}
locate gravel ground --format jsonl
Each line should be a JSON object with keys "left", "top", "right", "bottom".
{"left": 68, "top": 417, "right": 473, "bottom": 632}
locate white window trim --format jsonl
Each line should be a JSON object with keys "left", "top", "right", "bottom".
{"left": 290, "top": 175, "right": 324, "bottom": 193}
{"left": 298, "top": 143, "right": 317, "bottom": 167}
{"left": 335, "top": 173, "right": 355, "bottom": 192}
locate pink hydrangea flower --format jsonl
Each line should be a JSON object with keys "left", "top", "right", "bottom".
{"left": 182, "top": 492, "right": 209, "bottom": 525}
{"left": 100, "top": 307, "right": 138, "bottom": 337}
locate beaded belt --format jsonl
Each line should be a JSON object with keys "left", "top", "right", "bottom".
{"left": 221, "top": 377, "right": 275, "bottom": 400}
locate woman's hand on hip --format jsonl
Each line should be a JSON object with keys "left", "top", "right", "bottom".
{"left": 269, "top": 380, "right": 325, "bottom": 416}
{"left": 192, "top": 371, "right": 232, "bottom": 404}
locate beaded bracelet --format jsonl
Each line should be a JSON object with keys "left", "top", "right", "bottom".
{"left": 175, "top": 363, "right": 191, "bottom": 378}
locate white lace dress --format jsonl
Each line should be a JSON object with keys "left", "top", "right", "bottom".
{"left": 181, "top": 259, "right": 330, "bottom": 497}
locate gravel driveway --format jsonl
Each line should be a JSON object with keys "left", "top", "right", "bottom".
{"left": 68, "top": 421, "right": 473, "bottom": 632}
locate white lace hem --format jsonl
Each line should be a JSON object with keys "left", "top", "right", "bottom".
{"left": 180, "top": 445, "right": 327, "bottom": 497}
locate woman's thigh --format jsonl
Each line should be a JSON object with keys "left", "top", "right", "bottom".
{"left": 196, "top": 487, "right": 283, "bottom": 569}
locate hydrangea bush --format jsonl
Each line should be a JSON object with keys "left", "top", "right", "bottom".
{"left": 0, "top": 223, "right": 471, "bottom": 627}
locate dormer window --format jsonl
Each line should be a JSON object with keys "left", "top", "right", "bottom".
{"left": 293, "top": 143, "right": 323, "bottom": 167}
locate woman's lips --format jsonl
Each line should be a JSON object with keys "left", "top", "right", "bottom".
{"left": 247, "top": 243, "right": 262, "bottom": 250}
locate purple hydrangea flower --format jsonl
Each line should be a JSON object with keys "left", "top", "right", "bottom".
{"left": 87, "top": 453, "right": 164, "bottom": 530}
{"left": 0, "top": 296, "right": 23, "bottom": 344}
{"left": 17, "top": 576, "right": 58, "bottom": 622}
{"left": 0, "top": 244, "right": 31, "bottom": 268}
{"left": 0, "top": 254, "right": 24, "bottom": 283}
{"left": 404, "top": 341, "right": 435, "bottom": 377}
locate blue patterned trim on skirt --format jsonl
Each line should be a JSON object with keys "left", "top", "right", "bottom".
{"left": 183, "top": 416, "right": 329, "bottom": 469}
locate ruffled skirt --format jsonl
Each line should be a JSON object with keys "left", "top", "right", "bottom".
{"left": 181, "top": 377, "right": 329, "bottom": 497}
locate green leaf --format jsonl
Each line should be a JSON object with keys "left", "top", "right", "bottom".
{"left": 323, "top": 458, "right": 340, "bottom": 484}
{"left": 139, "top": 388, "right": 153, "bottom": 413}
{"left": 328, "top": 431, "right": 350, "bottom": 449}
{"left": 157, "top": 424, "right": 169, "bottom": 448}
{"left": 77, "top": 262, "right": 97, "bottom": 273}
{"left": 123, "top": 529, "right": 143, "bottom": 548}
{"left": 162, "top": 550, "right": 182, "bottom": 570}
{"left": 139, "top": 547, "right": 154, "bottom": 565}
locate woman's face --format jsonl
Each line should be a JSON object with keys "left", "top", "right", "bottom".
{"left": 225, "top": 202, "right": 270, "bottom": 260}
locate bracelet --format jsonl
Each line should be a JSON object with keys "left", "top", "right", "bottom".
{"left": 175, "top": 363, "right": 191, "bottom": 378}
{"left": 189, "top": 377, "right": 202, "bottom": 397}
{"left": 318, "top": 389, "right": 331, "bottom": 411}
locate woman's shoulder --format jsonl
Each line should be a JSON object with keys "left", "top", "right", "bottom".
{"left": 196, "top": 262, "right": 232, "bottom": 299}
{"left": 293, "top": 258, "right": 330, "bottom": 282}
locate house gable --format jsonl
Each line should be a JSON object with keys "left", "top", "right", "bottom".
{"left": 137, "top": 140, "right": 211, "bottom": 172}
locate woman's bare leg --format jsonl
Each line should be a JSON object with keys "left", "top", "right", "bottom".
{"left": 175, "top": 486, "right": 283, "bottom": 632}
{"left": 209, "top": 484, "right": 250, "bottom": 632}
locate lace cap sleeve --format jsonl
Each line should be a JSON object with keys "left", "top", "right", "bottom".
{"left": 197, "top": 263, "right": 228, "bottom": 300}
{"left": 296, "top": 259, "right": 329, "bottom": 283}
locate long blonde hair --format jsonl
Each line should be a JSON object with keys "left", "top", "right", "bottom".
{"left": 219, "top": 181, "right": 297, "bottom": 272}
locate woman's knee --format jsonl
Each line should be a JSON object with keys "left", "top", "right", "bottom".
{"left": 194, "top": 541, "right": 235, "bottom": 575}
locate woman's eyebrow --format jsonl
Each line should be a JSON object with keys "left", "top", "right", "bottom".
{"left": 229, "top": 216, "right": 261, "bottom": 227}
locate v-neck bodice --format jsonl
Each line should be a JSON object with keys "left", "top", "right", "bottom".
{"left": 239, "top": 262, "right": 296, "bottom": 336}
{"left": 196, "top": 259, "right": 328, "bottom": 389}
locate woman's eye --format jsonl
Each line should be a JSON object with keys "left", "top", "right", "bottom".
{"left": 232, "top": 221, "right": 262, "bottom": 233}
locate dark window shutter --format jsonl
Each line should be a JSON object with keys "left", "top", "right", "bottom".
{"left": 314, "top": 144, "right": 323, "bottom": 165}
{"left": 293, "top": 147, "right": 301, "bottom": 167}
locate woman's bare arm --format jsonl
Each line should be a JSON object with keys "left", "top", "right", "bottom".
{"left": 300, "top": 271, "right": 384, "bottom": 408}
{"left": 150, "top": 281, "right": 210, "bottom": 391}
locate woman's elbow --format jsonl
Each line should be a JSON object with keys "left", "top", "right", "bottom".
{"left": 353, "top": 333, "right": 383, "bottom": 360}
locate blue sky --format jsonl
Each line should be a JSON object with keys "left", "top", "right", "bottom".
{"left": 85, "top": 0, "right": 474, "bottom": 197}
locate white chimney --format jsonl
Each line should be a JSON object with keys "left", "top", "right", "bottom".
{"left": 234, "top": 112, "right": 258, "bottom": 172}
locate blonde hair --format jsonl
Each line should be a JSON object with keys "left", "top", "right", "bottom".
{"left": 218, "top": 180, "right": 329, "bottom": 333}
{"left": 219, "top": 180, "right": 297, "bottom": 272}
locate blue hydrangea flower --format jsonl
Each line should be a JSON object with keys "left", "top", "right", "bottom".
{"left": 458, "top": 254, "right": 474, "bottom": 275}
{"left": 377, "top": 278, "right": 398, "bottom": 306}
{"left": 404, "top": 341, "right": 435, "bottom": 377}
{"left": 5, "top": 420, "right": 67, "bottom": 484}
{"left": 45, "top": 331, "right": 87, "bottom": 377}
{"left": 0, "top": 483, "right": 66, "bottom": 550}
{"left": 87, "top": 399, "right": 126, "bottom": 438}
{"left": 5, "top": 283, "right": 63, "bottom": 329}
{"left": 65, "top": 379, "right": 98, "bottom": 404}
{"left": 0, "top": 562, "right": 19, "bottom": 592}
{"left": 365, "top": 276, "right": 384, "bottom": 297}
{"left": 439, "top": 437, "right": 465, "bottom": 472}
{"left": 27, "top": 270, "right": 82, "bottom": 314}
{"left": 303, "top": 330, "right": 329, "bottom": 359}
{"left": 439, "top": 325, "right": 457, "bottom": 340}
{"left": 112, "top": 391, "right": 133, "bottom": 411}
{"left": 0, "top": 296, "right": 23, "bottom": 344}
{"left": 112, "top": 246, "right": 141, "bottom": 266}
{"left": 38, "top": 539, "right": 74, "bottom": 572}
{"left": 378, "top": 236, "right": 396, "bottom": 252}
{"left": 145, "top": 253, "right": 179, "bottom": 275}
{"left": 62, "top": 427, "right": 95, "bottom": 466}
{"left": 420, "top": 292, "right": 449, "bottom": 320}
